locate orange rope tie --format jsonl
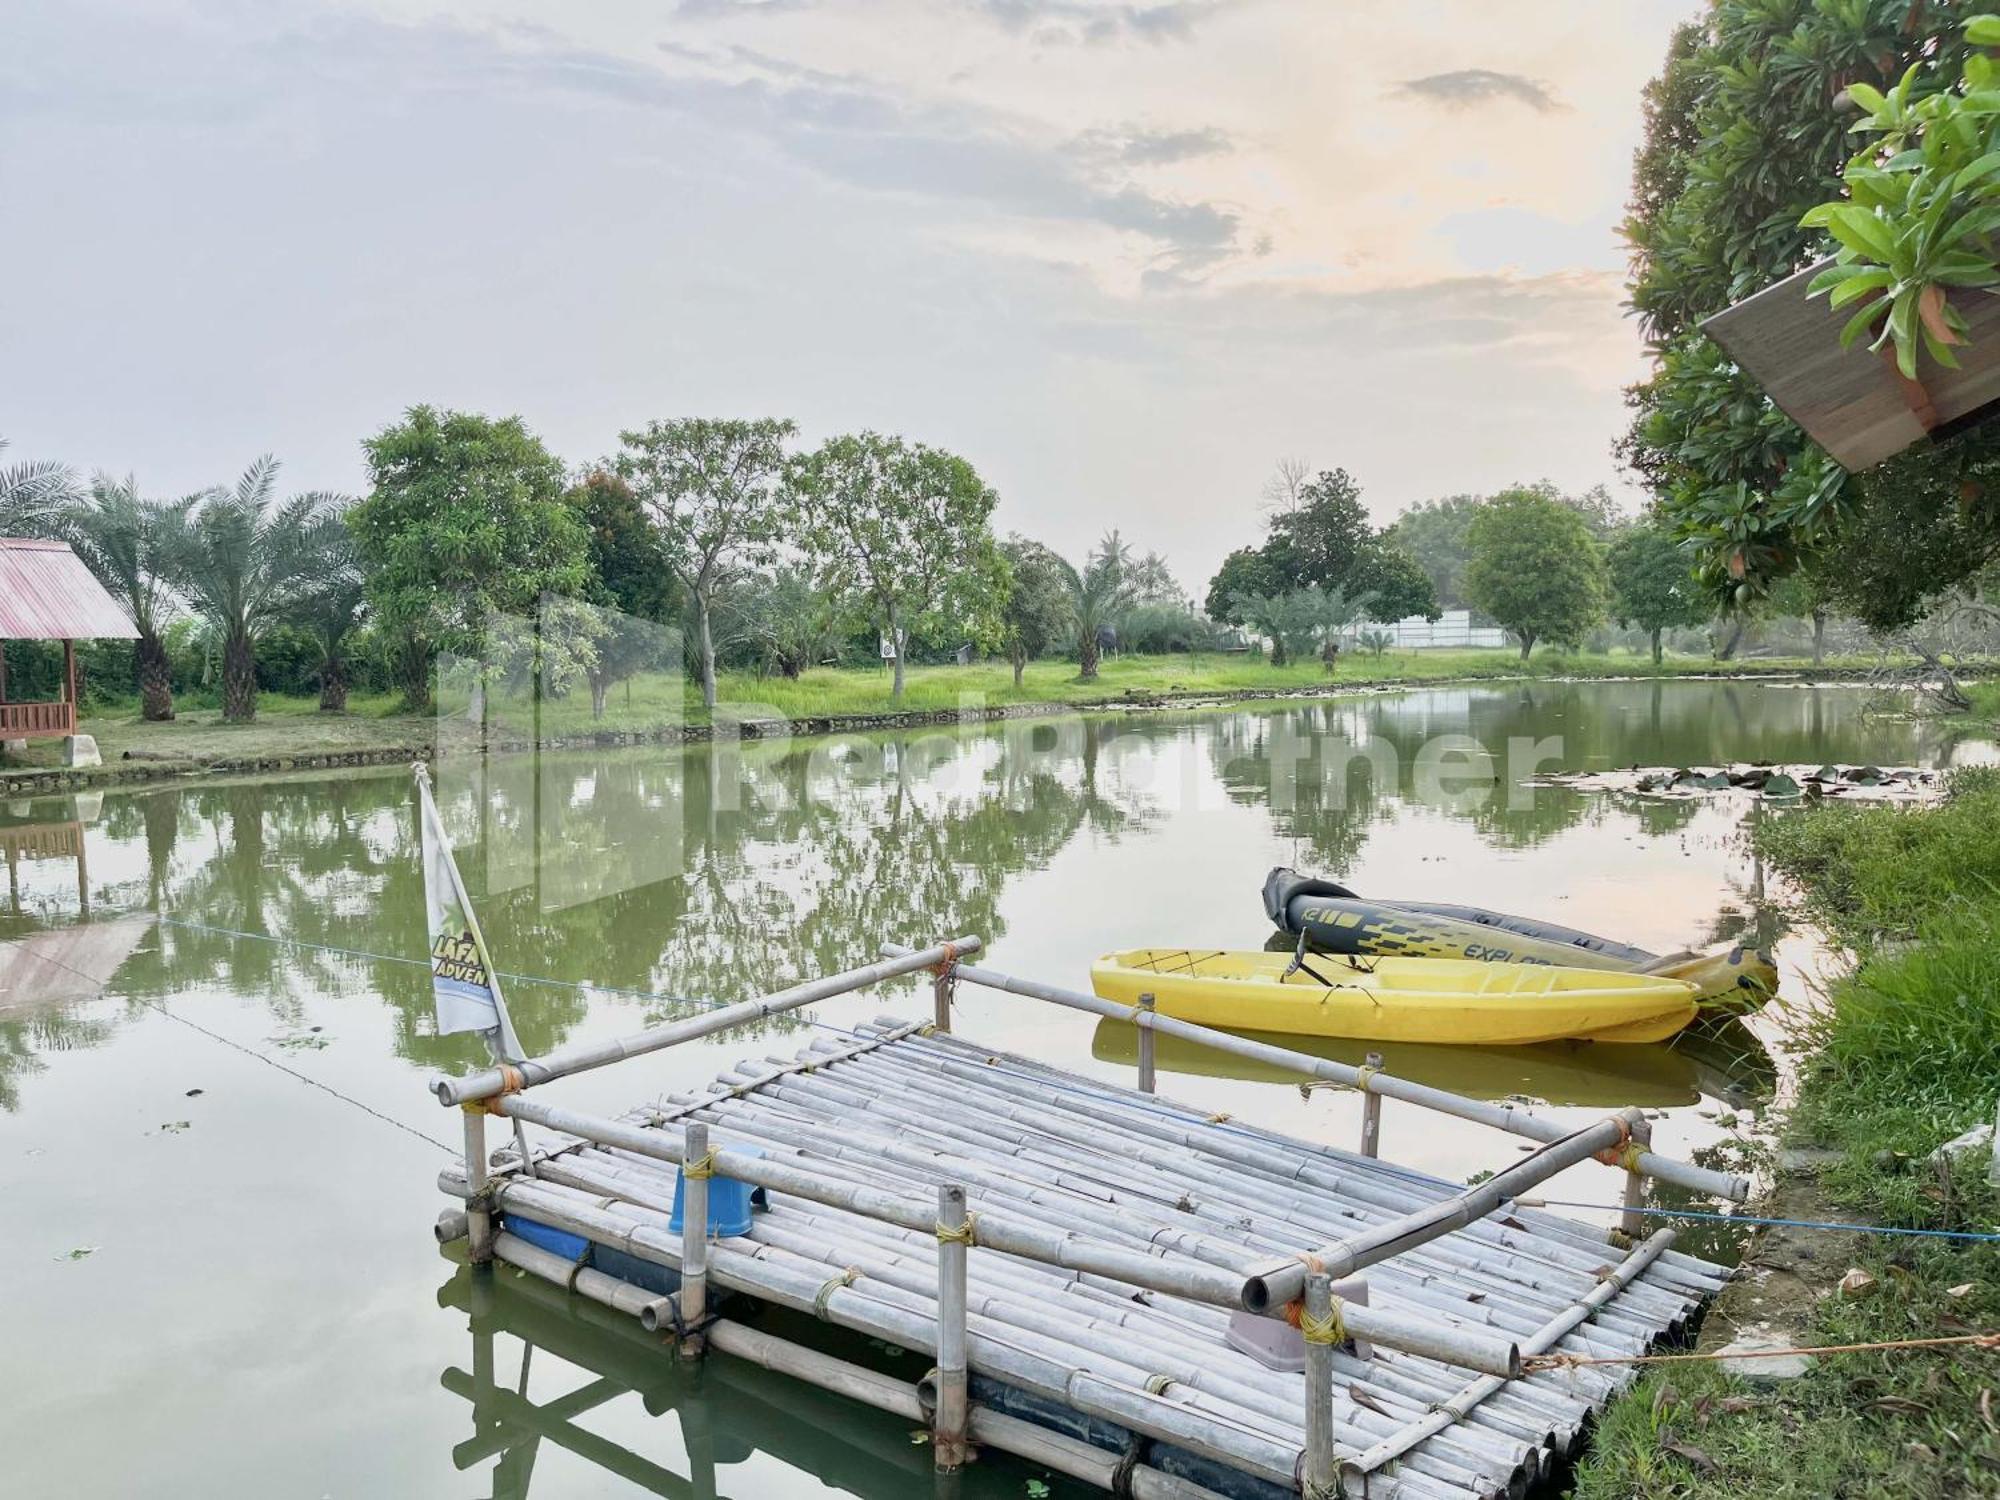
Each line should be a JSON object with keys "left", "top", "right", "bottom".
{"left": 930, "top": 941, "right": 960, "bottom": 978}
{"left": 498, "top": 1063, "right": 526, "bottom": 1095}
{"left": 1281, "top": 1252, "right": 1325, "bottom": 1330}
{"left": 1592, "top": 1115, "right": 1633, "bottom": 1169}
{"left": 1523, "top": 1331, "right": 2000, "bottom": 1374}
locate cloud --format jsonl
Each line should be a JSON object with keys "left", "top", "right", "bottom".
{"left": 674, "top": 0, "right": 816, "bottom": 16}
{"left": 974, "top": 0, "right": 1235, "bottom": 46}
{"left": 1070, "top": 123, "right": 1235, "bottom": 165}
{"left": 1393, "top": 69, "right": 1565, "bottom": 113}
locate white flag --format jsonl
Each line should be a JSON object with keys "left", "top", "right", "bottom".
{"left": 416, "top": 766, "right": 522, "bottom": 1058}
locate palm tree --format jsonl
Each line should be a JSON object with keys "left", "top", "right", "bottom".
{"left": 0, "top": 437, "right": 77, "bottom": 538}
{"left": 1060, "top": 530, "right": 1136, "bottom": 682}
{"left": 166, "top": 456, "right": 349, "bottom": 723}
{"left": 295, "top": 529, "right": 367, "bottom": 713}
{"left": 63, "top": 477, "right": 188, "bottom": 721}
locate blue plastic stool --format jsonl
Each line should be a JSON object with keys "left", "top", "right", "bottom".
{"left": 670, "top": 1143, "right": 767, "bottom": 1237}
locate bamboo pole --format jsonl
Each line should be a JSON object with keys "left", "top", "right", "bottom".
{"left": 1302, "top": 1272, "right": 1338, "bottom": 1500}
{"left": 686, "top": 1066, "right": 1631, "bottom": 1360}
{"left": 487, "top": 1091, "right": 1258, "bottom": 1311}
{"left": 933, "top": 951, "right": 956, "bottom": 1033}
{"left": 464, "top": 1104, "right": 494, "bottom": 1263}
{"left": 1359, "top": 1051, "right": 1383, "bottom": 1159}
{"left": 766, "top": 1038, "right": 1693, "bottom": 1343}
{"left": 680, "top": 1121, "right": 710, "bottom": 1358}
{"left": 1619, "top": 1116, "right": 1652, "bottom": 1242}
{"left": 933, "top": 1184, "right": 971, "bottom": 1471}
{"left": 435, "top": 936, "right": 983, "bottom": 1106}
{"left": 1137, "top": 992, "right": 1156, "bottom": 1094}
{"left": 888, "top": 948, "right": 1747, "bottom": 1204}
{"left": 485, "top": 1228, "right": 1242, "bottom": 1500}
{"left": 1250, "top": 1109, "right": 1648, "bottom": 1312}
{"left": 1344, "top": 1229, "right": 1679, "bottom": 1485}
{"left": 885, "top": 1021, "right": 1730, "bottom": 1296}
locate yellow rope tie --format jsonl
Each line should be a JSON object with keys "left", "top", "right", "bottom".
{"left": 1353, "top": 1064, "right": 1379, "bottom": 1093}
{"left": 1206, "top": 1111, "right": 1231, "bottom": 1124}
{"left": 813, "top": 1267, "right": 861, "bottom": 1318}
{"left": 1143, "top": 1372, "right": 1175, "bottom": 1395}
{"left": 682, "top": 1152, "right": 717, "bottom": 1181}
{"left": 936, "top": 1213, "right": 979, "bottom": 1247}
{"left": 917, "top": 1022, "right": 938, "bottom": 1037}
{"left": 1299, "top": 1300, "right": 1347, "bottom": 1347}
{"left": 1619, "top": 1142, "right": 1647, "bottom": 1173}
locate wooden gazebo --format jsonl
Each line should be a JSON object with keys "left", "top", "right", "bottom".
{"left": 0, "top": 538, "right": 138, "bottom": 751}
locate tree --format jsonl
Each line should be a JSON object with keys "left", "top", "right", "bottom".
{"left": 351, "top": 407, "right": 592, "bottom": 712}
{"left": 733, "top": 565, "right": 838, "bottom": 680}
{"left": 1058, "top": 531, "right": 1136, "bottom": 681}
{"left": 1209, "top": 464, "right": 1438, "bottom": 626}
{"left": 1606, "top": 522, "right": 1703, "bottom": 664}
{"left": 790, "top": 432, "right": 1004, "bottom": 701}
{"left": 997, "top": 536, "right": 1071, "bottom": 688}
{"left": 564, "top": 469, "right": 680, "bottom": 717}
{"left": 0, "top": 438, "right": 76, "bottom": 538}
{"left": 63, "top": 476, "right": 186, "bottom": 720}
{"left": 1204, "top": 546, "right": 1281, "bottom": 624}
{"left": 564, "top": 469, "right": 678, "bottom": 623}
{"left": 1125, "top": 549, "right": 1188, "bottom": 610}
{"left": 294, "top": 531, "right": 368, "bottom": 712}
{"left": 1464, "top": 489, "right": 1607, "bottom": 660}
{"left": 1622, "top": 6, "right": 1994, "bottom": 623}
{"left": 1231, "top": 584, "right": 1371, "bottom": 671}
{"left": 164, "top": 457, "right": 349, "bottom": 722}
{"left": 1390, "top": 495, "right": 1484, "bottom": 608}
{"left": 614, "top": 418, "right": 794, "bottom": 711}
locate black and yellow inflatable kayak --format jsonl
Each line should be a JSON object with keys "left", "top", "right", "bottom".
{"left": 1262, "top": 868, "right": 1776, "bottom": 1012}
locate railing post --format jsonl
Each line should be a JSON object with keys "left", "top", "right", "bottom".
{"left": 1358, "top": 1051, "right": 1383, "bottom": 1159}
{"left": 1302, "top": 1270, "right": 1337, "bottom": 1499}
{"left": 680, "top": 1121, "right": 710, "bottom": 1358}
{"left": 1136, "top": 993, "right": 1156, "bottom": 1095}
{"left": 462, "top": 1103, "right": 493, "bottom": 1264}
{"left": 933, "top": 955, "right": 956, "bottom": 1033}
{"left": 1618, "top": 1113, "right": 1652, "bottom": 1243}
{"left": 934, "top": 1184, "right": 971, "bottom": 1471}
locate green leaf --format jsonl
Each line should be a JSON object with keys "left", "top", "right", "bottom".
{"left": 1967, "top": 15, "right": 2000, "bottom": 46}
{"left": 1845, "top": 81, "right": 1889, "bottom": 115}
{"left": 1839, "top": 297, "right": 1888, "bottom": 349}
{"left": 1823, "top": 206, "right": 1898, "bottom": 263}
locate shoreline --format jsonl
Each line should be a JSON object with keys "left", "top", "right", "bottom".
{"left": 0, "top": 662, "right": 1896, "bottom": 797}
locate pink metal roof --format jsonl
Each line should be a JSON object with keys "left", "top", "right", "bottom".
{"left": 0, "top": 538, "right": 139, "bottom": 640}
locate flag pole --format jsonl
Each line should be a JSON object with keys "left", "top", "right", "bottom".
{"left": 414, "top": 762, "right": 526, "bottom": 1063}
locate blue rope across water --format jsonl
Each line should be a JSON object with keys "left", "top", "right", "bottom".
{"left": 1534, "top": 1199, "right": 2000, "bottom": 1244}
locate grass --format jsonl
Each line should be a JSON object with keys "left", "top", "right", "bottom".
{"left": 1577, "top": 765, "right": 2000, "bottom": 1499}
{"left": 0, "top": 645, "right": 1900, "bottom": 777}
{"left": 1576, "top": 1231, "right": 2000, "bottom": 1499}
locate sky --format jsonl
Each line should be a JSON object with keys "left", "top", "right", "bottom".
{"left": 2, "top": 0, "right": 1701, "bottom": 593}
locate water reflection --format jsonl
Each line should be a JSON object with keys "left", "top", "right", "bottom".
{"left": 1089, "top": 1014, "right": 1775, "bottom": 1111}
{"left": 438, "top": 1257, "right": 1052, "bottom": 1500}
{"left": 0, "top": 681, "right": 1980, "bottom": 1113}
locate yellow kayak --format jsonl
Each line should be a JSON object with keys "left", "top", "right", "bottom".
{"left": 1090, "top": 949, "right": 1701, "bottom": 1046}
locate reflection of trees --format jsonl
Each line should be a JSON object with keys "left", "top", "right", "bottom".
{"left": 0, "top": 1004, "right": 115, "bottom": 1112}
{"left": 44, "top": 717, "right": 1155, "bottom": 1076}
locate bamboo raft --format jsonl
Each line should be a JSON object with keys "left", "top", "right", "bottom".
{"left": 432, "top": 937, "right": 1746, "bottom": 1500}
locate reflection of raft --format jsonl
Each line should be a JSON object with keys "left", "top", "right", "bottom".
{"left": 1263, "top": 868, "right": 1777, "bottom": 1013}
{"left": 1090, "top": 948, "right": 1701, "bottom": 1046}
{"left": 1089, "top": 1017, "right": 1703, "bottom": 1107}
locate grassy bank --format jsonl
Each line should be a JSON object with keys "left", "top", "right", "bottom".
{"left": 0, "top": 646, "right": 1878, "bottom": 779}
{"left": 1577, "top": 770, "right": 2000, "bottom": 1498}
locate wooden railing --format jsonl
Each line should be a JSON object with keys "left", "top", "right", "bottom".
{"left": 0, "top": 700, "right": 74, "bottom": 739}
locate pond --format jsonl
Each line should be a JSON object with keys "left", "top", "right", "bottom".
{"left": 2, "top": 678, "right": 1992, "bottom": 1498}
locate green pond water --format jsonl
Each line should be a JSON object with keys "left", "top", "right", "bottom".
{"left": 1, "top": 678, "right": 1992, "bottom": 1498}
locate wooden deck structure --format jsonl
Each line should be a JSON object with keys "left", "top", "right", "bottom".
{"left": 432, "top": 939, "right": 1745, "bottom": 1500}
